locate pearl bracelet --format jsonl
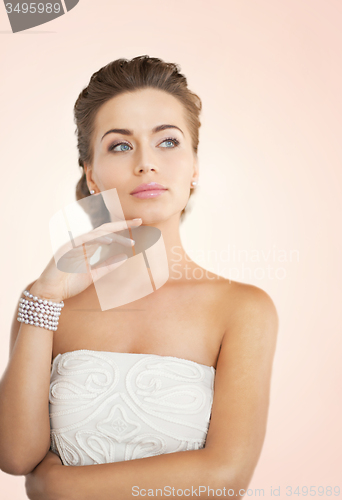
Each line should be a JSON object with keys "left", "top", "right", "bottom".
{"left": 16, "top": 290, "right": 64, "bottom": 332}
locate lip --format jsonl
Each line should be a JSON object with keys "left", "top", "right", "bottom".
{"left": 130, "top": 182, "right": 167, "bottom": 195}
{"left": 131, "top": 189, "right": 167, "bottom": 199}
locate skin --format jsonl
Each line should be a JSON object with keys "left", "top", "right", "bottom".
{"left": 22, "top": 88, "right": 279, "bottom": 499}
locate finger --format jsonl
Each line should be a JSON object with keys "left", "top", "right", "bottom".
{"left": 95, "top": 236, "right": 115, "bottom": 244}
{"left": 106, "top": 233, "right": 135, "bottom": 247}
{"left": 83, "top": 235, "right": 134, "bottom": 247}
{"left": 72, "top": 220, "right": 141, "bottom": 247}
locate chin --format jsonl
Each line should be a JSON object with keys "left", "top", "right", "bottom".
{"left": 132, "top": 213, "right": 167, "bottom": 225}
{"left": 123, "top": 207, "right": 171, "bottom": 225}
{"left": 122, "top": 197, "right": 184, "bottom": 224}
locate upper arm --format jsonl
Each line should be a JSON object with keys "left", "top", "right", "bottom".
{"left": 9, "top": 280, "right": 38, "bottom": 357}
{"left": 205, "top": 285, "right": 279, "bottom": 487}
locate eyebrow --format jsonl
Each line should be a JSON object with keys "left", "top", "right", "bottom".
{"left": 101, "top": 124, "right": 184, "bottom": 141}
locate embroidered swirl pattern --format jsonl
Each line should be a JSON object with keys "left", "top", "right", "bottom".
{"left": 49, "top": 350, "right": 215, "bottom": 466}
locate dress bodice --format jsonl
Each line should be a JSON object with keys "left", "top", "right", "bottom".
{"left": 49, "top": 349, "right": 216, "bottom": 466}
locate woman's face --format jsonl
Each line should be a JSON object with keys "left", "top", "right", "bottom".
{"left": 84, "top": 88, "right": 199, "bottom": 224}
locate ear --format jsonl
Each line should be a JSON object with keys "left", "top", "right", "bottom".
{"left": 192, "top": 154, "right": 200, "bottom": 183}
{"left": 83, "top": 162, "right": 94, "bottom": 189}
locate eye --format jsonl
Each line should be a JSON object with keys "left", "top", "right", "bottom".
{"left": 108, "top": 142, "right": 131, "bottom": 152}
{"left": 159, "top": 137, "right": 180, "bottom": 148}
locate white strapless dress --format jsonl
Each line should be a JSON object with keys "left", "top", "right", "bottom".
{"left": 49, "top": 350, "right": 216, "bottom": 466}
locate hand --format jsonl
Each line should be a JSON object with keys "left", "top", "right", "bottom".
{"left": 25, "top": 450, "right": 63, "bottom": 500}
{"left": 29, "top": 218, "right": 142, "bottom": 302}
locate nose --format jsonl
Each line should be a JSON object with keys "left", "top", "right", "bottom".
{"left": 133, "top": 143, "right": 159, "bottom": 175}
{"left": 135, "top": 163, "right": 157, "bottom": 175}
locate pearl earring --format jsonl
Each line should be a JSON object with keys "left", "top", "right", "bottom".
{"left": 191, "top": 181, "right": 197, "bottom": 187}
{"left": 90, "top": 189, "right": 95, "bottom": 195}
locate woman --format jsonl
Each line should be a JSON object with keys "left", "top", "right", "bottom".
{"left": 0, "top": 55, "right": 278, "bottom": 499}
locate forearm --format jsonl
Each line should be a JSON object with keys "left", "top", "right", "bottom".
{"left": 50, "top": 449, "right": 235, "bottom": 500}
{"left": 0, "top": 287, "right": 55, "bottom": 474}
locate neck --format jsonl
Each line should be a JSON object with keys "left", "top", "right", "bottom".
{"left": 138, "top": 212, "right": 194, "bottom": 283}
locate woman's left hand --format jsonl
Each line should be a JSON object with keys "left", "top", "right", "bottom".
{"left": 25, "top": 449, "right": 63, "bottom": 500}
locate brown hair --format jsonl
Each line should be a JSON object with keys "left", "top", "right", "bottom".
{"left": 74, "top": 55, "right": 202, "bottom": 225}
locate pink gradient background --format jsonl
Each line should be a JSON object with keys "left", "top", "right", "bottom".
{"left": 0, "top": 1, "right": 341, "bottom": 498}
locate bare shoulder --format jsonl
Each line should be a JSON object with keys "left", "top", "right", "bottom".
{"left": 227, "top": 279, "right": 278, "bottom": 318}
{"left": 9, "top": 279, "right": 38, "bottom": 356}
{"left": 190, "top": 262, "right": 279, "bottom": 338}
{"left": 213, "top": 276, "right": 279, "bottom": 341}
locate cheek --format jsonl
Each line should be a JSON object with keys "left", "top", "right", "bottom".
{"left": 164, "top": 151, "right": 193, "bottom": 179}
{"left": 169, "top": 170, "right": 192, "bottom": 200}
{"left": 93, "top": 160, "right": 128, "bottom": 188}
